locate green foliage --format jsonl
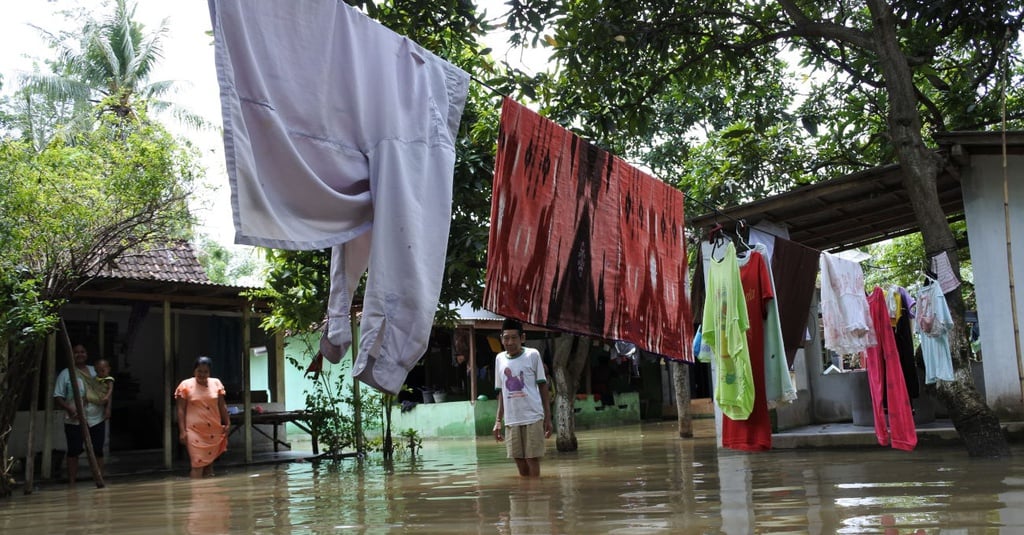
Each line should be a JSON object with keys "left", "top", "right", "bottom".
{"left": 1, "top": 113, "right": 197, "bottom": 294}
{"left": 249, "top": 249, "right": 332, "bottom": 334}
{"left": 284, "top": 335, "right": 382, "bottom": 457}
{"left": 195, "top": 237, "right": 261, "bottom": 286}
{"left": 15, "top": 0, "right": 212, "bottom": 148}
{"left": 495, "top": 0, "right": 1024, "bottom": 197}
{"left": 864, "top": 223, "right": 975, "bottom": 309}
{"left": 304, "top": 371, "right": 363, "bottom": 456}
{"left": 0, "top": 270, "right": 59, "bottom": 355}
{"left": 399, "top": 428, "right": 422, "bottom": 458}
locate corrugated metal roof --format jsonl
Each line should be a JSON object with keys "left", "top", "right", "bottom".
{"left": 688, "top": 131, "right": 1024, "bottom": 252}
{"left": 454, "top": 302, "right": 505, "bottom": 322}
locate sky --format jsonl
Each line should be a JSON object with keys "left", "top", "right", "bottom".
{"left": 0, "top": 0, "right": 538, "bottom": 250}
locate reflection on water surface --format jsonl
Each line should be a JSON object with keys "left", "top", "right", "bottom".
{"left": 3, "top": 421, "right": 1023, "bottom": 534}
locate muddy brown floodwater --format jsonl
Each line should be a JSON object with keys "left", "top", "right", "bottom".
{"left": 3, "top": 421, "right": 1023, "bottom": 534}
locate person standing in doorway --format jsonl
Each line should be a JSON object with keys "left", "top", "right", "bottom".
{"left": 175, "top": 356, "right": 230, "bottom": 478}
{"left": 493, "top": 319, "right": 552, "bottom": 477}
{"left": 53, "top": 344, "right": 107, "bottom": 485}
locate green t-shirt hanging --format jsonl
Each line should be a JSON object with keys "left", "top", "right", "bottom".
{"left": 701, "top": 242, "right": 754, "bottom": 420}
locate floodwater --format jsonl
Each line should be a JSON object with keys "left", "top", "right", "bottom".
{"left": 3, "top": 421, "right": 1024, "bottom": 534}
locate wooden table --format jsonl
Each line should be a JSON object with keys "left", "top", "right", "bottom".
{"left": 229, "top": 410, "right": 319, "bottom": 454}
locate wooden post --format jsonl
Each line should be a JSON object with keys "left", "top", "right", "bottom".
{"left": 58, "top": 319, "right": 105, "bottom": 488}
{"left": 351, "top": 312, "right": 363, "bottom": 453}
{"left": 469, "top": 326, "right": 477, "bottom": 401}
{"left": 97, "top": 310, "right": 105, "bottom": 359}
{"left": 672, "top": 361, "right": 693, "bottom": 438}
{"left": 273, "top": 331, "right": 286, "bottom": 404}
{"left": 243, "top": 304, "right": 253, "bottom": 463}
{"left": 41, "top": 333, "right": 56, "bottom": 479}
{"left": 23, "top": 344, "right": 42, "bottom": 493}
{"left": 163, "top": 301, "right": 172, "bottom": 470}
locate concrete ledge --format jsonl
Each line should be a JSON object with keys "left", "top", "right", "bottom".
{"left": 772, "top": 420, "right": 1024, "bottom": 449}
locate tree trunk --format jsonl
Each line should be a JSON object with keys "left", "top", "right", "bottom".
{"left": 552, "top": 334, "right": 591, "bottom": 452}
{"left": 867, "top": 0, "right": 1009, "bottom": 456}
{"left": 671, "top": 361, "right": 693, "bottom": 438}
{"left": 24, "top": 344, "right": 43, "bottom": 494}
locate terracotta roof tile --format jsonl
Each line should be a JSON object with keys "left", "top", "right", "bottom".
{"left": 98, "top": 240, "right": 211, "bottom": 284}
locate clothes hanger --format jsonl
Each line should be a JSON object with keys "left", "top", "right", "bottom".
{"left": 922, "top": 260, "right": 936, "bottom": 286}
{"left": 708, "top": 223, "right": 728, "bottom": 261}
{"left": 734, "top": 219, "right": 752, "bottom": 254}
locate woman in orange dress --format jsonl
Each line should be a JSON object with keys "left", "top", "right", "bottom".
{"left": 175, "top": 356, "right": 230, "bottom": 478}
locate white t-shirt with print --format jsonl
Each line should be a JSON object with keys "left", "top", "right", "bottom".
{"left": 54, "top": 365, "right": 105, "bottom": 427}
{"left": 494, "top": 346, "right": 546, "bottom": 426}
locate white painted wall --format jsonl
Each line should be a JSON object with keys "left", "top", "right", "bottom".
{"left": 961, "top": 151, "right": 1024, "bottom": 418}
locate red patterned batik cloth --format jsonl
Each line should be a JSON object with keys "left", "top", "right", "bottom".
{"left": 484, "top": 98, "right": 693, "bottom": 361}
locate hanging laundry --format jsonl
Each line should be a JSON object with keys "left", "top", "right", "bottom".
{"left": 917, "top": 277, "right": 955, "bottom": 383}
{"left": 699, "top": 242, "right": 754, "bottom": 420}
{"left": 751, "top": 245, "right": 797, "bottom": 408}
{"left": 484, "top": 98, "right": 692, "bottom": 361}
{"left": 770, "top": 238, "right": 820, "bottom": 367}
{"left": 863, "top": 287, "right": 917, "bottom": 451}
{"left": 890, "top": 287, "right": 920, "bottom": 399}
{"left": 885, "top": 285, "right": 901, "bottom": 327}
{"left": 722, "top": 245, "right": 786, "bottom": 451}
{"left": 930, "top": 251, "right": 962, "bottom": 294}
{"left": 748, "top": 227, "right": 777, "bottom": 261}
{"left": 209, "top": 0, "right": 470, "bottom": 394}
{"left": 819, "top": 252, "right": 877, "bottom": 356}
{"left": 691, "top": 244, "right": 707, "bottom": 332}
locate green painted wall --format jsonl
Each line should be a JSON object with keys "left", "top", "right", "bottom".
{"left": 568, "top": 392, "right": 641, "bottom": 430}
{"left": 388, "top": 392, "right": 641, "bottom": 439}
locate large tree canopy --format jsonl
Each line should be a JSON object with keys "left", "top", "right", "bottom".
{"left": 501, "top": 0, "right": 1023, "bottom": 206}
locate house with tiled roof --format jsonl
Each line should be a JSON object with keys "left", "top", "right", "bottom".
{"left": 12, "top": 240, "right": 290, "bottom": 477}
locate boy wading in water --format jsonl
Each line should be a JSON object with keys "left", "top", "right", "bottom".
{"left": 493, "top": 319, "right": 552, "bottom": 477}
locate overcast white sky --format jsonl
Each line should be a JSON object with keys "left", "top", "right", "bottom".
{"left": 0, "top": 0, "right": 537, "bottom": 248}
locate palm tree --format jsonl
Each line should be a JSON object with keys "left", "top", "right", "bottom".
{"left": 18, "top": 0, "right": 209, "bottom": 146}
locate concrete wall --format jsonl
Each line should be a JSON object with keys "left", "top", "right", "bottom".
{"left": 282, "top": 332, "right": 322, "bottom": 413}
{"left": 569, "top": 392, "right": 641, "bottom": 429}
{"left": 8, "top": 411, "right": 66, "bottom": 459}
{"left": 777, "top": 289, "right": 944, "bottom": 428}
{"left": 961, "top": 151, "right": 1024, "bottom": 418}
{"left": 387, "top": 392, "right": 642, "bottom": 439}
{"left": 390, "top": 399, "right": 486, "bottom": 439}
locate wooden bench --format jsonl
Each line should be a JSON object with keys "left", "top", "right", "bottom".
{"left": 228, "top": 410, "right": 319, "bottom": 454}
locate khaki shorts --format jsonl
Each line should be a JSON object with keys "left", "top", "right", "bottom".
{"left": 505, "top": 420, "right": 545, "bottom": 459}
